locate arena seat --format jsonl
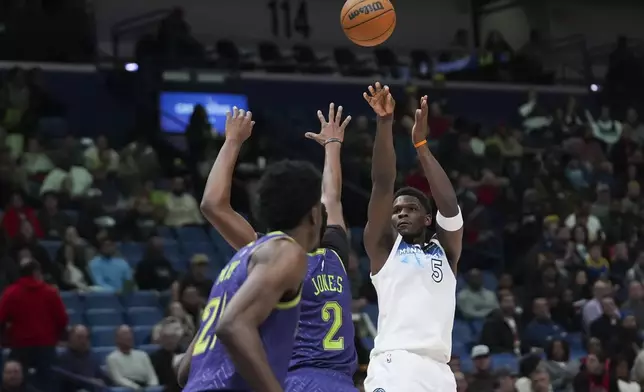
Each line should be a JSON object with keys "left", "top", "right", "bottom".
{"left": 176, "top": 227, "right": 210, "bottom": 243}
{"left": 82, "top": 292, "right": 122, "bottom": 310}
{"left": 67, "top": 309, "right": 84, "bottom": 325}
{"left": 60, "top": 291, "right": 83, "bottom": 313}
{"left": 92, "top": 346, "right": 114, "bottom": 364}
{"left": 127, "top": 307, "right": 163, "bottom": 326}
{"left": 139, "top": 344, "right": 160, "bottom": 355}
{"left": 91, "top": 326, "right": 118, "bottom": 346}
{"left": 86, "top": 309, "right": 124, "bottom": 327}
{"left": 119, "top": 242, "right": 145, "bottom": 265}
{"left": 491, "top": 353, "right": 519, "bottom": 373}
{"left": 123, "top": 291, "right": 160, "bottom": 308}
{"left": 452, "top": 320, "right": 473, "bottom": 346}
{"left": 133, "top": 325, "right": 154, "bottom": 345}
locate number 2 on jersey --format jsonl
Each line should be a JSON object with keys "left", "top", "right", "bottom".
{"left": 192, "top": 294, "right": 228, "bottom": 356}
{"left": 322, "top": 301, "right": 344, "bottom": 350}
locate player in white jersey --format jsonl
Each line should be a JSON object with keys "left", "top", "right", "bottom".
{"left": 361, "top": 83, "right": 463, "bottom": 392}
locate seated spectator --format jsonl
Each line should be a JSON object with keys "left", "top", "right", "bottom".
{"left": 1, "top": 360, "right": 37, "bottom": 392}
{"left": 626, "top": 250, "right": 644, "bottom": 283}
{"left": 495, "top": 368, "right": 516, "bottom": 392}
{"left": 120, "top": 195, "right": 159, "bottom": 241}
{"left": 118, "top": 140, "right": 160, "bottom": 195}
{"left": 572, "top": 353, "right": 615, "bottom": 392}
{"left": 586, "top": 106, "right": 622, "bottom": 149}
{"left": 179, "top": 284, "right": 205, "bottom": 328}
{"left": 40, "top": 156, "right": 93, "bottom": 200}
{"left": 0, "top": 259, "right": 68, "bottom": 391}
{"left": 542, "top": 339, "right": 577, "bottom": 392}
{"left": 10, "top": 221, "right": 60, "bottom": 285}
{"left": 88, "top": 238, "right": 133, "bottom": 293}
{"left": 585, "top": 242, "right": 610, "bottom": 280}
{"left": 622, "top": 281, "right": 644, "bottom": 328}
{"left": 590, "top": 297, "right": 621, "bottom": 347}
{"left": 467, "top": 345, "right": 495, "bottom": 391}
{"left": 152, "top": 301, "right": 195, "bottom": 348}
{"left": 106, "top": 325, "right": 159, "bottom": 389}
{"left": 56, "top": 226, "right": 95, "bottom": 291}
{"left": 457, "top": 269, "right": 499, "bottom": 319}
{"left": 164, "top": 176, "right": 204, "bottom": 227}
{"left": 84, "top": 135, "right": 120, "bottom": 173}
{"left": 582, "top": 280, "right": 612, "bottom": 331}
{"left": 21, "top": 137, "right": 53, "bottom": 177}
{"left": 614, "top": 356, "right": 640, "bottom": 392}
{"left": 565, "top": 203, "right": 602, "bottom": 242}
{"left": 90, "top": 170, "right": 123, "bottom": 211}
{"left": 515, "top": 354, "right": 543, "bottom": 392}
{"left": 454, "top": 371, "right": 468, "bottom": 392}
{"left": 150, "top": 319, "right": 184, "bottom": 392}
{"left": 1, "top": 191, "right": 43, "bottom": 239}
{"left": 529, "top": 367, "right": 553, "bottom": 392}
{"left": 608, "top": 314, "right": 641, "bottom": 366}
{"left": 38, "top": 192, "right": 71, "bottom": 239}
{"left": 523, "top": 297, "right": 566, "bottom": 349}
{"left": 480, "top": 292, "right": 524, "bottom": 354}
{"left": 135, "top": 236, "right": 177, "bottom": 291}
{"left": 58, "top": 325, "right": 109, "bottom": 391}
{"left": 172, "top": 253, "right": 214, "bottom": 301}
{"left": 76, "top": 193, "right": 115, "bottom": 243}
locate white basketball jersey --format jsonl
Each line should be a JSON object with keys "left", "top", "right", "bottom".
{"left": 370, "top": 234, "right": 456, "bottom": 363}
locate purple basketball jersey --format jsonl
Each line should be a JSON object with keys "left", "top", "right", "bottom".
{"left": 183, "top": 232, "right": 301, "bottom": 392}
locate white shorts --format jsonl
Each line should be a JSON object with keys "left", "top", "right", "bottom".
{"left": 364, "top": 350, "right": 456, "bottom": 392}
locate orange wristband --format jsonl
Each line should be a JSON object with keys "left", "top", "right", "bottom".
{"left": 414, "top": 139, "right": 427, "bottom": 148}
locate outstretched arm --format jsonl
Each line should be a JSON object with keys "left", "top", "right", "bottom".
{"left": 362, "top": 83, "right": 397, "bottom": 274}
{"left": 412, "top": 96, "right": 463, "bottom": 265}
{"left": 200, "top": 107, "right": 258, "bottom": 250}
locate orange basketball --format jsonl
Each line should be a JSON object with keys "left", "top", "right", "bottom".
{"left": 341, "top": 0, "right": 396, "bottom": 47}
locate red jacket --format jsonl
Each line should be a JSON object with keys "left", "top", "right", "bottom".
{"left": 0, "top": 277, "right": 68, "bottom": 347}
{"left": 1, "top": 207, "right": 44, "bottom": 238}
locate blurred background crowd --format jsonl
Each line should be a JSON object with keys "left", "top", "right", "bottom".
{"left": 1, "top": 0, "right": 644, "bottom": 392}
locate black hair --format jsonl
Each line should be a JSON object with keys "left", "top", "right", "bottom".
{"left": 545, "top": 338, "right": 570, "bottom": 361}
{"left": 19, "top": 259, "right": 41, "bottom": 277}
{"left": 256, "top": 160, "right": 322, "bottom": 232}
{"left": 394, "top": 186, "right": 433, "bottom": 215}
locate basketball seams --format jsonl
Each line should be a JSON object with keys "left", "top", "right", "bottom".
{"left": 341, "top": 0, "right": 370, "bottom": 23}
{"left": 345, "top": 14, "right": 395, "bottom": 45}
{"left": 343, "top": 8, "right": 394, "bottom": 30}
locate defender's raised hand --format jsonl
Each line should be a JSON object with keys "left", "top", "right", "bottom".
{"left": 305, "top": 102, "right": 352, "bottom": 145}
{"left": 225, "top": 106, "right": 255, "bottom": 143}
{"left": 412, "top": 95, "right": 429, "bottom": 145}
{"left": 363, "top": 82, "right": 395, "bottom": 118}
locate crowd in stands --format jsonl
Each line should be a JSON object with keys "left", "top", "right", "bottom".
{"left": 1, "top": 32, "right": 644, "bottom": 392}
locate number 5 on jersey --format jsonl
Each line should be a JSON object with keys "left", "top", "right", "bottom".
{"left": 192, "top": 293, "right": 228, "bottom": 356}
{"left": 322, "top": 301, "right": 344, "bottom": 350}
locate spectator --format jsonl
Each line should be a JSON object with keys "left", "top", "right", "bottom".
{"left": 457, "top": 269, "right": 499, "bottom": 319}
{"left": 55, "top": 226, "right": 94, "bottom": 291}
{"left": 119, "top": 194, "right": 159, "bottom": 241}
{"left": 40, "top": 156, "right": 93, "bottom": 200}
{"left": 106, "top": 325, "right": 159, "bottom": 389}
{"left": 21, "top": 137, "right": 53, "bottom": 177}
{"left": 38, "top": 192, "right": 71, "bottom": 239}
{"left": 83, "top": 135, "right": 120, "bottom": 173}
{"left": 0, "top": 258, "right": 68, "bottom": 391}
{"left": 542, "top": 339, "right": 577, "bottom": 392}
{"left": 625, "top": 250, "right": 644, "bottom": 283}
{"left": 608, "top": 314, "right": 641, "bottom": 366}
{"left": 171, "top": 253, "right": 213, "bottom": 301}
{"left": 621, "top": 281, "right": 644, "bottom": 327}
{"left": 1, "top": 191, "right": 43, "bottom": 239}
{"left": 88, "top": 238, "right": 133, "bottom": 293}
{"left": 1, "top": 360, "right": 37, "bottom": 392}
{"left": 134, "top": 236, "right": 177, "bottom": 291}
{"left": 614, "top": 356, "right": 640, "bottom": 392}
{"left": 590, "top": 297, "right": 621, "bottom": 347}
{"left": 572, "top": 353, "right": 615, "bottom": 392}
{"left": 585, "top": 242, "right": 610, "bottom": 280}
{"left": 515, "top": 354, "right": 543, "bottom": 392}
{"left": 467, "top": 345, "right": 496, "bottom": 392}
{"left": 530, "top": 368, "right": 553, "bottom": 392}
{"left": 480, "top": 292, "right": 523, "bottom": 354}
{"left": 586, "top": 106, "right": 623, "bottom": 149}
{"left": 10, "top": 221, "right": 60, "bottom": 285}
{"left": 164, "top": 176, "right": 203, "bottom": 227}
{"left": 58, "top": 325, "right": 109, "bottom": 391}
{"left": 179, "top": 284, "right": 204, "bottom": 328}
{"left": 565, "top": 203, "right": 602, "bottom": 242}
{"left": 582, "top": 280, "right": 612, "bottom": 331}
{"left": 495, "top": 368, "right": 516, "bottom": 392}
{"left": 150, "top": 319, "right": 183, "bottom": 392}
{"left": 455, "top": 371, "right": 468, "bottom": 392}
{"left": 523, "top": 297, "right": 566, "bottom": 349}
{"left": 152, "top": 301, "right": 195, "bottom": 349}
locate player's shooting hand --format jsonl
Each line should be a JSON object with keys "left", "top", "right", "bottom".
{"left": 305, "top": 102, "right": 352, "bottom": 146}
{"left": 225, "top": 106, "right": 255, "bottom": 143}
{"left": 411, "top": 95, "right": 429, "bottom": 145}
{"left": 363, "top": 82, "right": 395, "bottom": 118}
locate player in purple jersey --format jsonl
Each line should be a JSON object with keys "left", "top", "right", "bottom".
{"left": 201, "top": 103, "right": 358, "bottom": 391}
{"left": 177, "top": 109, "right": 324, "bottom": 392}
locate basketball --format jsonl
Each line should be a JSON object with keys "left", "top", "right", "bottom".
{"left": 341, "top": 0, "right": 396, "bottom": 47}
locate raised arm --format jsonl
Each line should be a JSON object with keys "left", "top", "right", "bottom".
{"left": 215, "top": 240, "right": 308, "bottom": 392}
{"left": 200, "top": 107, "right": 258, "bottom": 250}
{"left": 412, "top": 96, "right": 463, "bottom": 265}
{"left": 362, "top": 83, "right": 397, "bottom": 274}
{"left": 305, "top": 102, "right": 352, "bottom": 230}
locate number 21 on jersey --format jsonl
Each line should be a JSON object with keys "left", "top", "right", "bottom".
{"left": 192, "top": 293, "right": 228, "bottom": 356}
{"left": 322, "top": 301, "right": 344, "bottom": 350}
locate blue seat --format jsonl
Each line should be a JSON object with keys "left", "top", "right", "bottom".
{"left": 139, "top": 344, "right": 159, "bottom": 355}
{"left": 91, "top": 326, "right": 118, "bottom": 347}
{"left": 119, "top": 242, "right": 145, "bottom": 265}
{"left": 210, "top": 228, "right": 235, "bottom": 259}
{"left": 452, "top": 320, "right": 473, "bottom": 345}
{"left": 86, "top": 309, "right": 124, "bottom": 327}
{"left": 470, "top": 319, "right": 484, "bottom": 340}
{"left": 349, "top": 227, "right": 364, "bottom": 253}
{"left": 40, "top": 240, "right": 61, "bottom": 260}
{"left": 177, "top": 227, "right": 210, "bottom": 243}
{"left": 62, "top": 209, "right": 78, "bottom": 224}
{"left": 491, "top": 353, "right": 519, "bottom": 372}
{"left": 82, "top": 292, "right": 121, "bottom": 310}
{"left": 133, "top": 325, "right": 154, "bottom": 345}
{"left": 363, "top": 304, "right": 379, "bottom": 327}
{"left": 67, "top": 309, "right": 84, "bottom": 325}
{"left": 143, "top": 387, "right": 165, "bottom": 392}
{"left": 482, "top": 271, "right": 498, "bottom": 292}
{"left": 452, "top": 341, "right": 468, "bottom": 357}
{"left": 60, "top": 291, "right": 83, "bottom": 313}
{"left": 567, "top": 332, "right": 584, "bottom": 350}
{"left": 93, "top": 346, "right": 114, "bottom": 364}
{"left": 127, "top": 307, "right": 163, "bottom": 326}
{"left": 183, "top": 242, "right": 216, "bottom": 255}
{"left": 124, "top": 291, "right": 159, "bottom": 308}
{"left": 157, "top": 227, "right": 176, "bottom": 240}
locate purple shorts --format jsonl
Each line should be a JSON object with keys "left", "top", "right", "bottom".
{"left": 285, "top": 368, "right": 358, "bottom": 392}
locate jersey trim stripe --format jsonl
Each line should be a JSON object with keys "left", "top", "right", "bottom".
{"left": 276, "top": 286, "right": 303, "bottom": 309}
